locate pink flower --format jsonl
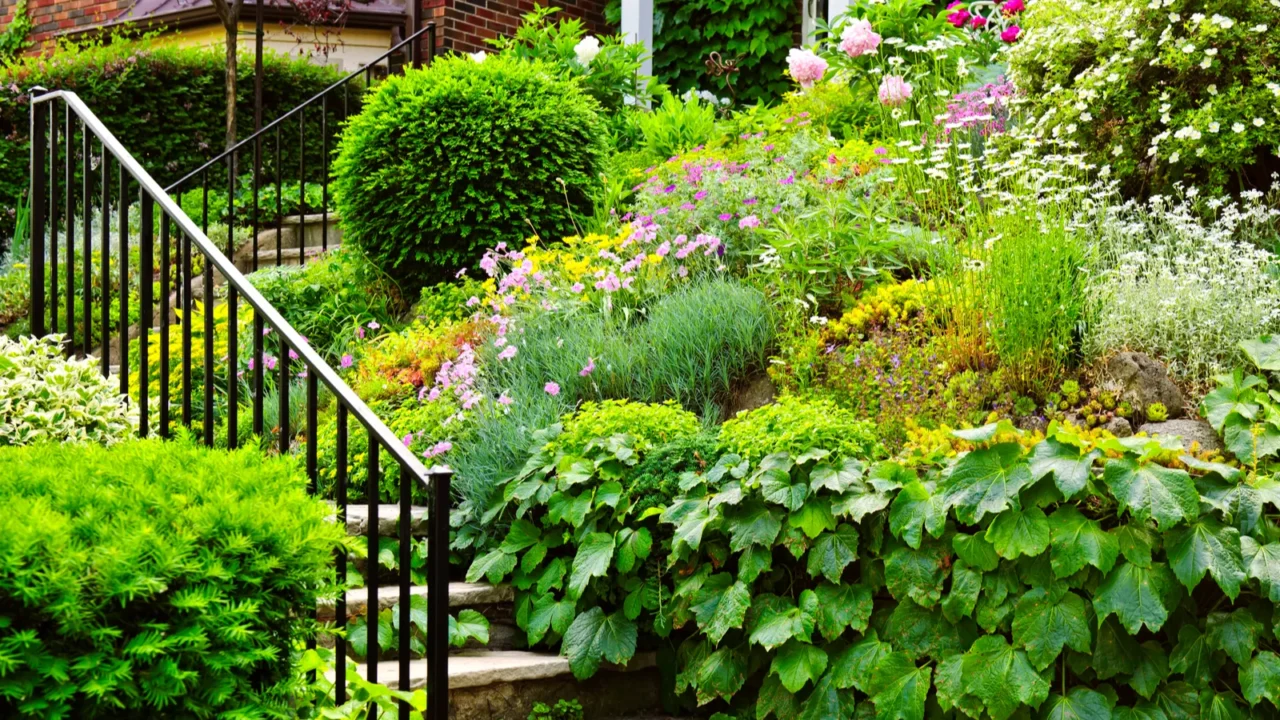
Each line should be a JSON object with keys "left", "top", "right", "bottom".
{"left": 423, "top": 440, "right": 453, "bottom": 459}
{"left": 264, "top": 355, "right": 278, "bottom": 371}
{"left": 1000, "top": 24, "right": 1021, "bottom": 42}
{"left": 288, "top": 349, "right": 299, "bottom": 361}
{"left": 367, "top": 321, "right": 380, "bottom": 330}
{"left": 839, "top": 18, "right": 881, "bottom": 58}
{"left": 718, "top": 213, "right": 734, "bottom": 222}
{"left": 739, "top": 215, "right": 761, "bottom": 230}
{"left": 1002, "top": 0, "right": 1024, "bottom": 13}
{"left": 947, "top": 8, "right": 972, "bottom": 27}
{"left": 340, "top": 354, "right": 354, "bottom": 369}
{"left": 544, "top": 382, "right": 561, "bottom": 396}
{"left": 356, "top": 326, "right": 365, "bottom": 339}
{"left": 498, "top": 345, "right": 518, "bottom": 361}
{"left": 694, "top": 190, "right": 708, "bottom": 200}
{"left": 786, "top": 48, "right": 828, "bottom": 89}
{"left": 570, "top": 282, "right": 585, "bottom": 293}
{"left": 656, "top": 241, "right": 671, "bottom": 257}
{"left": 428, "top": 387, "right": 441, "bottom": 401}
{"left": 594, "top": 273, "right": 622, "bottom": 293}
{"left": 878, "top": 75, "right": 913, "bottom": 106}
{"left": 466, "top": 296, "right": 481, "bottom": 307}
{"left": 497, "top": 392, "right": 513, "bottom": 406}
{"left": 580, "top": 357, "right": 595, "bottom": 376}
{"left": 780, "top": 172, "right": 795, "bottom": 185}
{"left": 970, "top": 15, "right": 987, "bottom": 28}
{"left": 402, "top": 433, "right": 413, "bottom": 447}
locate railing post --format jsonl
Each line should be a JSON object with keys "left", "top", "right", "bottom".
{"left": 29, "top": 93, "right": 47, "bottom": 338}
{"left": 427, "top": 469, "right": 451, "bottom": 720}
{"left": 409, "top": 0, "right": 422, "bottom": 69}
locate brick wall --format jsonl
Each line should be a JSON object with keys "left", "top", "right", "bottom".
{"left": 423, "top": 0, "right": 611, "bottom": 56}
{"left": 0, "top": 0, "right": 129, "bottom": 47}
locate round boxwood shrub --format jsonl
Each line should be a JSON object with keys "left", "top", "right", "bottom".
{"left": 1009, "top": 0, "right": 1280, "bottom": 193}
{"left": 332, "top": 55, "right": 606, "bottom": 292}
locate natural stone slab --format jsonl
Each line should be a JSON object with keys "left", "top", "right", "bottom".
{"left": 347, "top": 650, "right": 658, "bottom": 691}
{"left": 328, "top": 503, "right": 428, "bottom": 537}
{"left": 1138, "top": 419, "right": 1223, "bottom": 452}
{"left": 317, "top": 582, "right": 513, "bottom": 621}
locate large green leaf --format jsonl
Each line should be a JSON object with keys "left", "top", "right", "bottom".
{"left": 953, "top": 532, "right": 1001, "bottom": 572}
{"left": 885, "top": 542, "right": 949, "bottom": 608}
{"left": 1201, "top": 370, "right": 1263, "bottom": 432}
{"left": 789, "top": 497, "right": 837, "bottom": 539}
{"left": 695, "top": 645, "right": 747, "bottom": 705}
{"left": 1093, "top": 562, "right": 1177, "bottom": 634}
{"left": 1199, "top": 692, "right": 1246, "bottom": 720}
{"left": 748, "top": 592, "right": 817, "bottom": 651}
{"left": 1240, "top": 651, "right": 1280, "bottom": 708}
{"left": 1102, "top": 457, "right": 1199, "bottom": 530}
{"left": 526, "top": 594, "right": 576, "bottom": 646}
{"left": 1043, "top": 688, "right": 1114, "bottom": 720}
{"left": 1049, "top": 506, "right": 1120, "bottom": 577}
{"left": 889, "top": 480, "right": 947, "bottom": 549}
{"left": 663, "top": 497, "right": 716, "bottom": 554}
{"left": 813, "top": 581, "right": 873, "bottom": 641}
{"left": 1114, "top": 523, "right": 1158, "bottom": 567}
{"left": 563, "top": 607, "right": 637, "bottom": 680}
{"left": 830, "top": 630, "right": 892, "bottom": 692}
{"left": 771, "top": 638, "right": 829, "bottom": 694}
{"left": 727, "top": 500, "right": 783, "bottom": 551}
{"left": 756, "top": 673, "right": 800, "bottom": 720}
{"left": 798, "top": 671, "right": 849, "bottom": 720}
{"left": 466, "top": 548, "right": 516, "bottom": 584}
{"left": 567, "top": 532, "right": 616, "bottom": 600}
{"left": 986, "top": 506, "right": 1051, "bottom": 559}
{"left": 1128, "top": 641, "right": 1170, "bottom": 699}
{"left": 614, "top": 527, "right": 652, "bottom": 574}
{"left": 499, "top": 518, "right": 542, "bottom": 553}
{"left": 1093, "top": 616, "right": 1142, "bottom": 680}
{"left": 806, "top": 523, "right": 859, "bottom": 583}
{"left": 810, "top": 458, "right": 866, "bottom": 493}
{"left": 1241, "top": 335, "right": 1280, "bottom": 370}
{"left": 1153, "top": 681, "right": 1200, "bottom": 720}
{"left": 867, "top": 652, "right": 931, "bottom": 720}
{"left": 940, "top": 443, "right": 1035, "bottom": 524}
{"left": 941, "top": 559, "right": 983, "bottom": 623}
{"left": 934, "top": 653, "right": 984, "bottom": 719}
{"left": 1030, "top": 437, "right": 1101, "bottom": 498}
{"left": 761, "top": 468, "right": 810, "bottom": 511}
{"left": 1243, "top": 538, "right": 1280, "bottom": 601}
{"left": 547, "top": 490, "right": 592, "bottom": 527}
{"left": 1206, "top": 608, "right": 1262, "bottom": 666}
{"left": 691, "top": 574, "right": 751, "bottom": 644}
{"left": 1111, "top": 706, "right": 1169, "bottom": 720}
{"left": 887, "top": 598, "right": 965, "bottom": 660}
{"left": 1169, "top": 625, "right": 1223, "bottom": 688}
{"left": 1164, "top": 517, "right": 1245, "bottom": 600}
{"left": 1011, "top": 586, "right": 1092, "bottom": 671}
{"left": 960, "top": 634, "right": 1051, "bottom": 720}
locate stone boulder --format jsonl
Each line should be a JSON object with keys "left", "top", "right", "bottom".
{"left": 1104, "top": 352, "right": 1186, "bottom": 419}
{"left": 723, "top": 374, "right": 776, "bottom": 420}
{"left": 1102, "top": 416, "right": 1133, "bottom": 437}
{"left": 1138, "top": 419, "right": 1222, "bottom": 452}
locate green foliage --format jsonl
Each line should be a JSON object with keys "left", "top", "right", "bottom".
{"left": 0, "top": 334, "right": 136, "bottom": 446}
{"left": 0, "top": 36, "right": 348, "bottom": 235}
{"left": 347, "top": 603, "right": 490, "bottom": 663}
{"left": 0, "top": 0, "right": 33, "bottom": 62}
{"left": 718, "top": 395, "right": 881, "bottom": 462}
{"left": 608, "top": 0, "right": 798, "bottom": 105}
{"left": 627, "top": 432, "right": 721, "bottom": 513}
{"left": 554, "top": 399, "right": 701, "bottom": 457}
{"left": 293, "top": 648, "right": 427, "bottom": 720}
{"left": 1201, "top": 336, "right": 1280, "bottom": 472}
{"left": 1008, "top": 0, "right": 1280, "bottom": 193}
{"left": 637, "top": 91, "right": 721, "bottom": 162}
{"left": 414, "top": 277, "right": 487, "bottom": 325}
{"left": 332, "top": 55, "right": 606, "bottom": 292}
{"left": 248, "top": 246, "right": 402, "bottom": 363}
{"left": 527, "top": 698, "right": 584, "bottom": 720}
{"left": 0, "top": 438, "right": 346, "bottom": 718}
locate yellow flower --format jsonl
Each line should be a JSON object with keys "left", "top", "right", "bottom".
{"left": 647, "top": 253, "right": 663, "bottom": 265}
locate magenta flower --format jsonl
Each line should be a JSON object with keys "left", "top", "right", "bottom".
{"left": 680, "top": 202, "right": 696, "bottom": 211}
{"left": 1002, "top": 0, "right": 1024, "bottom": 13}
{"left": 580, "top": 357, "right": 596, "bottom": 376}
{"left": 780, "top": 172, "right": 795, "bottom": 185}
{"left": 288, "top": 349, "right": 299, "bottom": 361}
{"left": 402, "top": 433, "right": 413, "bottom": 447}
{"left": 718, "top": 213, "right": 733, "bottom": 222}
{"left": 340, "top": 354, "right": 354, "bottom": 369}
{"left": 264, "top": 355, "right": 278, "bottom": 371}
{"left": 1001, "top": 24, "right": 1021, "bottom": 42}
{"left": 970, "top": 14, "right": 987, "bottom": 28}
{"left": 544, "top": 382, "right": 561, "bottom": 396}
{"left": 694, "top": 190, "right": 708, "bottom": 200}
{"left": 743, "top": 197, "right": 758, "bottom": 206}
{"left": 771, "top": 205, "right": 783, "bottom": 214}
{"left": 947, "top": 8, "right": 972, "bottom": 27}
{"left": 874, "top": 146, "right": 888, "bottom": 156}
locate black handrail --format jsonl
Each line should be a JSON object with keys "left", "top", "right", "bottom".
{"left": 27, "top": 88, "right": 451, "bottom": 720}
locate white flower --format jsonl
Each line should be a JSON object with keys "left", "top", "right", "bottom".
{"left": 469, "top": 50, "right": 487, "bottom": 63}
{"left": 1181, "top": 43, "right": 1196, "bottom": 53}
{"left": 1255, "top": 118, "right": 1266, "bottom": 127}
{"left": 1209, "top": 121, "right": 1220, "bottom": 133}
{"left": 1234, "top": 122, "right": 1247, "bottom": 133}
{"left": 1207, "top": 84, "right": 1218, "bottom": 95}
{"left": 1200, "top": 58, "right": 1212, "bottom": 69}
{"left": 574, "top": 36, "right": 602, "bottom": 65}
{"left": 1169, "top": 151, "right": 1180, "bottom": 163}
{"left": 1205, "top": 48, "right": 1217, "bottom": 56}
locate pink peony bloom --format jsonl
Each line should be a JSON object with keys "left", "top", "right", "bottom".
{"left": 839, "top": 18, "right": 881, "bottom": 58}
{"left": 947, "top": 8, "right": 972, "bottom": 27}
{"left": 970, "top": 15, "right": 987, "bottom": 28}
{"left": 1002, "top": 0, "right": 1024, "bottom": 13}
{"left": 1000, "top": 24, "right": 1021, "bottom": 42}
{"left": 580, "top": 357, "right": 596, "bottom": 376}
{"left": 739, "top": 215, "right": 761, "bottom": 230}
{"left": 544, "top": 382, "right": 561, "bottom": 396}
{"left": 878, "top": 75, "right": 913, "bottom": 106}
{"left": 786, "top": 48, "right": 828, "bottom": 89}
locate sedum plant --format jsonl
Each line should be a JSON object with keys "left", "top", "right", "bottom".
{"left": 0, "top": 334, "right": 136, "bottom": 446}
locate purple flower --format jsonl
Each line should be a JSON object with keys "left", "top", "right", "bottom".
{"left": 663, "top": 184, "right": 677, "bottom": 194}
{"left": 580, "top": 357, "right": 596, "bottom": 376}
{"left": 743, "top": 197, "right": 758, "bottom": 206}
{"left": 771, "top": 205, "right": 783, "bottom": 214}
{"left": 780, "top": 172, "right": 795, "bottom": 185}
{"left": 694, "top": 190, "right": 708, "bottom": 200}
{"left": 340, "top": 354, "right": 354, "bottom": 369}
{"left": 402, "top": 433, "right": 413, "bottom": 448}
{"left": 544, "top": 382, "right": 561, "bottom": 396}
{"left": 718, "top": 213, "right": 734, "bottom": 222}
{"left": 680, "top": 202, "right": 696, "bottom": 211}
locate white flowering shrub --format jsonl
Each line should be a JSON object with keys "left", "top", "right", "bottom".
{"left": 1083, "top": 191, "right": 1280, "bottom": 382}
{"left": 0, "top": 335, "right": 137, "bottom": 446}
{"left": 1009, "top": 0, "right": 1280, "bottom": 193}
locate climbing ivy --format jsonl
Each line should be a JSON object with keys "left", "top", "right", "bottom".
{"left": 0, "top": 0, "right": 33, "bottom": 62}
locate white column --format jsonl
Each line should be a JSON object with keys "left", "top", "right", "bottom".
{"left": 620, "top": 0, "right": 654, "bottom": 87}
{"left": 801, "top": 0, "right": 818, "bottom": 43}
{"left": 828, "top": 0, "right": 852, "bottom": 25}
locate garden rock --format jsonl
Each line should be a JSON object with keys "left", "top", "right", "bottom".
{"left": 1104, "top": 352, "right": 1186, "bottom": 418}
{"left": 1102, "top": 416, "right": 1133, "bottom": 437}
{"left": 723, "top": 374, "right": 776, "bottom": 420}
{"left": 1137, "top": 419, "right": 1222, "bottom": 452}
{"left": 1016, "top": 415, "right": 1049, "bottom": 433}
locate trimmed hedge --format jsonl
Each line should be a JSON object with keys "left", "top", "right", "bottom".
{"left": 0, "top": 37, "right": 352, "bottom": 238}
{"left": 332, "top": 55, "right": 605, "bottom": 292}
{"left": 0, "top": 439, "right": 346, "bottom": 718}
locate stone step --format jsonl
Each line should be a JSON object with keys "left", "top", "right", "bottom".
{"left": 318, "top": 581, "right": 512, "bottom": 621}
{"left": 350, "top": 649, "right": 658, "bottom": 691}
{"left": 331, "top": 503, "right": 428, "bottom": 537}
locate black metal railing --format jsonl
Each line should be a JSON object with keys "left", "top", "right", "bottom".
{"left": 28, "top": 88, "right": 450, "bottom": 720}
{"left": 164, "top": 23, "right": 436, "bottom": 276}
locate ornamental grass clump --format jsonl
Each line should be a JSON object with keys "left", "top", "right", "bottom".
{"left": 332, "top": 54, "right": 606, "bottom": 292}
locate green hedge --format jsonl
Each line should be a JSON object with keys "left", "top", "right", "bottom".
{"left": 0, "top": 438, "right": 345, "bottom": 718}
{"left": 0, "top": 37, "right": 353, "bottom": 238}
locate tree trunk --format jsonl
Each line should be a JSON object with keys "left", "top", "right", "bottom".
{"left": 210, "top": 0, "right": 244, "bottom": 150}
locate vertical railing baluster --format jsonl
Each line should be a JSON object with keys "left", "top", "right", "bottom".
{"left": 28, "top": 98, "right": 46, "bottom": 339}
{"left": 367, "top": 437, "right": 380, "bottom": 696}
{"left": 49, "top": 103, "right": 58, "bottom": 336}
{"left": 279, "top": 335, "right": 290, "bottom": 455}
{"left": 181, "top": 229, "right": 193, "bottom": 427}
{"left": 227, "top": 284, "right": 239, "bottom": 449}
{"left": 306, "top": 369, "right": 318, "bottom": 662}
{"left": 399, "top": 459, "right": 412, "bottom": 717}
{"left": 99, "top": 148, "right": 109, "bottom": 375}
{"left": 203, "top": 246, "right": 214, "bottom": 447}
{"left": 335, "top": 402, "right": 349, "bottom": 704}
{"left": 117, "top": 164, "right": 128, "bottom": 397}
{"left": 275, "top": 126, "right": 283, "bottom": 267}
{"left": 321, "top": 97, "right": 328, "bottom": 252}
{"left": 64, "top": 108, "right": 74, "bottom": 351}
{"left": 82, "top": 120, "right": 91, "bottom": 358}
{"left": 254, "top": 312, "right": 265, "bottom": 438}
{"left": 253, "top": 135, "right": 261, "bottom": 272}
{"left": 138, "top": 193, "right": 153, "bottom": 437}
{"left": 160, "top": 217, "right": 171, "bottom": 438}
{"left": 298, "top": 108, "right": 306, "bottom": 267}
{"left": 427, "top": 469, "right": 451, "bottom": 720}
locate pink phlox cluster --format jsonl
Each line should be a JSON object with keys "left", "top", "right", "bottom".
{"left": 939, "top": 77, "right": 1015, "bottom": 138}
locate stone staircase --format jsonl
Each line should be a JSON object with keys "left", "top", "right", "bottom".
{"left": 326, "top": 503, "right": 664, "bottom": 720}
{"left": 233, "top": 213, "right": 343, "bottom": 274}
